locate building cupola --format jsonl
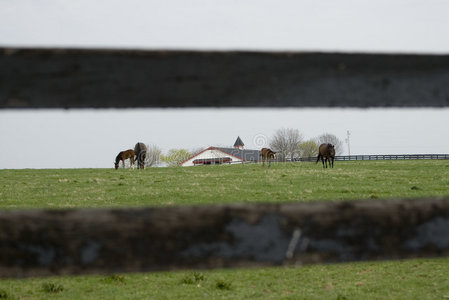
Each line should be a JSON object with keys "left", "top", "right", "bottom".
{"left": 233, "top": 136, "right": 244, "bottom": 150}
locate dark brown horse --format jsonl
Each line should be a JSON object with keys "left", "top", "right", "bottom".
{"left": 316, "top": 143, "right": 335, "bottom": 168}
{"left": 114, "top": 149, "right": 135, "bottom": 170}
{"left": 260, "top": 148, "right": 276, "bottom": 167}
{"left": 134, "top": 142, "right": 147, "bottom": 169}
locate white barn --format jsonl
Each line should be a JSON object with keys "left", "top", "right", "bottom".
{"left": 180, "top": 146, "right": 260, "bottom": 167}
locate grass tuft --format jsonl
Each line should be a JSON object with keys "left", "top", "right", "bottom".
{"left": 215, "top": 279, "right": 232, "bottom": 290}
{"left": 42, "top": 282, "right": 64, "bottom": 293}
{"left": 102, "top": 274, "right": 126, "bottom": 284}
{"left": 181, "top": 272, "right": 205, "bottom": 284}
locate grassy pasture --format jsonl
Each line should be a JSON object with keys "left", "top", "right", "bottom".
{"left": 1, "top": 160, "right": 449, "bottom": 299}
{"left": 1, "top": 160, "right": 448, "bottom": 209}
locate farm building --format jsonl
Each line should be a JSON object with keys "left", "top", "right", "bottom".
{"left": 180, "top": 147, "right": 260, "bottom": 167}
{"left": 180, "top": 137, "right": 260, "bottom": 167}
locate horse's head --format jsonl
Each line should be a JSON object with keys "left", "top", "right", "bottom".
{"left": 114, "top": 161, "right": 119, "bottom": 170}
{"left": 328, "top": 144, "right": 335, "bottom": 156}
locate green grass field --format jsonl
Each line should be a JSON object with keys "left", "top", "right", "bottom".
{"left": 1, "top": 160, "right": 449, "bottom": 299}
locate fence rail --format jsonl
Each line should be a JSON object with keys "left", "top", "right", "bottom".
{"left": 297, "top": 154, "right": 449, "bottom": 162}
{"left": 1, "top": 197, "right": 449, "bottom": 278}
{"left": 1, "top": 48, "right": 449, "bottom": 108}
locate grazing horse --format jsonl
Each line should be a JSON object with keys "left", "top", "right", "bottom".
{"left": 114, "top": 149, "right": 135, "bottom": 170}
{"left": 260, "top": 148, "right": 276, "bottom": 167}
{"left": 316, "top": 143, "right": 335, "bottom": 168}
{"left": 134, "top": 142, "right": 147, "bottom": 169}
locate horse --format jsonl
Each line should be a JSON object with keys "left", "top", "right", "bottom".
{"left": 134, "top": 142, "right": 147, "bottom": 169}
{"left": 114, "top": 149, "right": 135, "bottom": 170}
{"left": 316, "top": 143, "right": 335, "bottom": 168}
{"left": 260, "top": 148, "right": 276, "bottom": 167}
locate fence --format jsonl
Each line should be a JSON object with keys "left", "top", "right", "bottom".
{"left": 297, "top": 154, "right": 449, "bottom": 162}
{"left": 1, "top": 48, "right": 449, "bottom": 278}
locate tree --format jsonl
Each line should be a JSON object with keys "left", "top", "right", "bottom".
{"left": 161, "top": 149, "right": 192, "bottom": 167}
{"left": 298, "top": 140, "right": 319, "bottom": 158}
{"left": 145, "top": 144, "right": 162, "bottom": 167}
{"left": 316, "top": 133, "right": 344, "bottom": 155}
{"left": 270, "top": 128, "right": 304, "bottom": 161}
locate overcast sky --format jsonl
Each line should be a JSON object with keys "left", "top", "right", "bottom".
{"left": 1, "top": 1, "right": 449, "bottom": 169}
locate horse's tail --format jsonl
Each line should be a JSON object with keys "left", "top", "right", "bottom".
{"left": 316, "top": 154, "right": 321, "bottom": 164}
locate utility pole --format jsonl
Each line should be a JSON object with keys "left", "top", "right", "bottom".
{"left": 345, "top": 130, "right": 351, "bottom": 156}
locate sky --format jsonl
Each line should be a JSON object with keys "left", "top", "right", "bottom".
{"left": 1, "top": 108, "right": 448, "bottom": 169}
{"left": 1, "top": 1, "right": 449, "bottom": 169}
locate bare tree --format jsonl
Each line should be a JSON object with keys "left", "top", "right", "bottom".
{"left": 298, "top": 140, "right": 319, "bottom": 158}
{"left": 270, "top": 131, "right": 288, "bottom": 161}
{"left": 270, "top": 128, "right": 304, "bottom": 161}
{"left": 145, "top": 144, "right": 162, "bottom": 167}
{"left": 316, "top": 133, "right": 344, "bottom": 155}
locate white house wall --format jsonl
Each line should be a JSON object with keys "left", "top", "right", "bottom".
{"left": 181, "top": 148, "right": 243, "bottom": 167}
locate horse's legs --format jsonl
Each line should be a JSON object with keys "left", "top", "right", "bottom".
{"left": 321, "top": 156, "right": 325, "bottom": 168}
{"left": 121, "top": 159, "right": 125, "bottom": 169}
{"left": 138, "top": 157, "right": 142, "bottom": 169}
{"left": 268, "top": 157, "right": 271, "bottom": 168}
{"left": 331, "top": 157, "right": 334, "bottom": 168}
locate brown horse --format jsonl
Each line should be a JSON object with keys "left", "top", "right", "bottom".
{"left": 134, "top": 142, "right": 147, "bottom": 169}
{"left": 316, "top": 143, "right": 335, "bottom": 168}
{"left": 261, "top": 148, "right": 276, "bottom": 167}
{"left": 115, "top": 149, "right": 135, "bottom": 170}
